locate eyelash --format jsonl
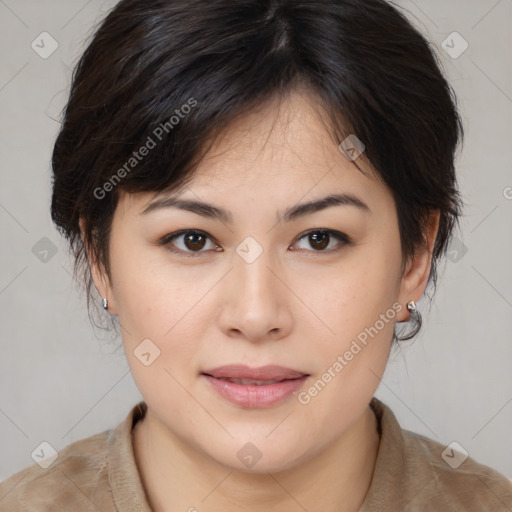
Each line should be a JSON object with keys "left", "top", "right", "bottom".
{"left": 157, "top": 229, "right": 352, "bottom": 258}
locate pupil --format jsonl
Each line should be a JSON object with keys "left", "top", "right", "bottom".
{"left": 182, "top": 232, "right": 330, "bottom": 252}
{"left": 185, "top": 233, "right": 205, "bottom": 251}
{"left": 311, "top": 232, "right": 328, "bottom": 250}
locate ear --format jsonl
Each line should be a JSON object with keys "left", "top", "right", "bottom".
{"left": 396, "top": 210, "right": 440, "bottom": 322}
{"left": 79, "top": 218, "right": 117, "bottom": 315}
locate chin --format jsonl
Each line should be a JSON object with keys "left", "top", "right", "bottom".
{"left": 203, "top": 436, "right": 306, "bottom": 474}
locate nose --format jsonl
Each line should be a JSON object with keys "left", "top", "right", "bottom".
{"left": 217, "top": 246, "right": 293, "bottom": 343}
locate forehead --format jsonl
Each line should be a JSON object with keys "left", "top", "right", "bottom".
{"left": 195, "top": 90, "right": 361, "bottom": 181}
{"left": 120, "top": 89, "right": 393, "bottom": 217}
{"left": 172, "top": 90, "right": 384, "bottom": 202}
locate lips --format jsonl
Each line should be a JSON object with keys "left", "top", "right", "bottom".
{"left": 214, "top": 378, "right": 283, "bottom": 385}
{"left": 201, "top": 364, "right": 308, "bottom": 383}
{"left": 201, "top": 365, "right": 310, "bottom": 408}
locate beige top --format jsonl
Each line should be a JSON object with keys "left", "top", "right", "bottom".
{"left": 1, "top": 398, "right": 511, "bottom": 511}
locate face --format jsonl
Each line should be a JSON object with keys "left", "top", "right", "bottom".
{"left": 90, "top": 89, "right": 436, "bottom": 473}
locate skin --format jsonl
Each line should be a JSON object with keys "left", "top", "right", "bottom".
{"left": 85, "top": 89, "right": 439, "bottom": 512}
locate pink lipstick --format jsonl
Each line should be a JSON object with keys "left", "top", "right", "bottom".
{"left": 201, "top": 364, "right": 309, "bottom": 408}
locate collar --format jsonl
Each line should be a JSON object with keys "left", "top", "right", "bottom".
{"left": 107, "top": 401, "right": 152, "bottom": 511}
{"left": 107, "top": 398, "right": 421, "bottom": 511}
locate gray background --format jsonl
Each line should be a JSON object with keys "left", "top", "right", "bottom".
{"left": 1, "top": 0, "right": 511, "bottom": 483}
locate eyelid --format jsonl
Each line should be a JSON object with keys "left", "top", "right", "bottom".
{"left": 296, "top": 228, "right": 352, "bottom": 249}
{"left": 157, "top": 229, "right": 218, "bottom": 257}
{"left": 157, "top": 228, "right": 352, "bottom": 257}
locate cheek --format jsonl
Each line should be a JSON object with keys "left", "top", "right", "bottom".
{"left": 312, "top": 281, "right": 397, "bottom": 374}
{"left": 296, "top": 271, "right": 398, "bottom": 431}
{"left": 112, "top": 260, "right": 202, "bottom": 405}
{"left": 315, "top": 252, "right": 401, "bottom": 340}
{"left": 109, "top": 238, "right": 179, "bottom": 325}
{"left": 109, "top": 246, "right": 211, "bottom": 370}
{"left": 303, "top": 237, "right": 402, "bottom": 380}
{"left": 111, "top": 265, "right": 161, "bottom": 334}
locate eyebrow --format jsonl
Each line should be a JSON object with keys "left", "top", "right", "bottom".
{"left": 140, "top": 193, "right": 371, "bottom": 223}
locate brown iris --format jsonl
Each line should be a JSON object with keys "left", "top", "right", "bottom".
{"left": 183, "top": 232, "right": 207, "bottom": 251}
{"left": 308, "top": 231, "right": 330, "bottom": 250}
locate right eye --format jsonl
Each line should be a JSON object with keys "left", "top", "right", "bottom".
{"left": 159, "top": 230, "right": 221, "bottom": 257}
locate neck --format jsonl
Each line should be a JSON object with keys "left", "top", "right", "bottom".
{"left": 133, "top": 404, "right": 380, "bottom": 512}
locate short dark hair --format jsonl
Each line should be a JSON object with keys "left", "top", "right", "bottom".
{"left": 50, "top": 0, "right": 464, "bottom": 338}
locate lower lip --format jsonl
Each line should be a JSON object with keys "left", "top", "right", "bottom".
{"left": 202, "top": 374, "right": 309, "bottom": 408}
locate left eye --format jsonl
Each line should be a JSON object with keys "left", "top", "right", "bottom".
{"left": 161, "top": 230, "right": 219, "bottom": 255}
{"left": 293, "top": 229, "right": 351, "bottom": 252}
{"left": 159, "top": 229, "right": 351, "bottom": 257}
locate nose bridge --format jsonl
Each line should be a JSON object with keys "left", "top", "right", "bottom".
{"left": 233, "top": 237, "right": 278, "bottom": 303}
{"left": 215, "top": 234, "right": 292, "bottom": 340}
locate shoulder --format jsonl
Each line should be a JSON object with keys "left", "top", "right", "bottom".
{"left": 364, "top": 398, "right": 512, "bottom": 511}
{"left": 402, "top": 427, "right": 512, "bottom": 510}
{"left": 0, "top": 428, "right": 113, "bottom": 512}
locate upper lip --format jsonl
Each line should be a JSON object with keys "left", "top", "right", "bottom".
{"left": 202, "top": 364, "right": 308, "bottom": 381}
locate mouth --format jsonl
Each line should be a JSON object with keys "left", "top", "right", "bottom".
{"left": 204, "top": 376, "right": 292, "bottom": 386}
{"left": 201, "top": 363, "right": 308, "bottom": 381}
{"left": 200, "top": 364, "right": 310, "bottom": 408}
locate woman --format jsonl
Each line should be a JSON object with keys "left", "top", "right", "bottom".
{"left": 1, "top": 0, "right": 511, "bottom": 510}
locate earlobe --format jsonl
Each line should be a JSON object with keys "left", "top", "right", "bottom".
{"left": 394, "top": 300, "right": 423, "bottom": 340}
{"left": 90, "top": 252, "right": 117, "bottom": 315}
{"left": 396, "top": 210, "right": 440, "bottom": 322}
{"left": 79, "top": 217, "right": 117, "bottom": 314}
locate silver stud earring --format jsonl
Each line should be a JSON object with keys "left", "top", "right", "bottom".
{"left": 102, "top": 297, "right": 108, "bottom": 310}
{"left": 395, "top": 300, "right": 422, "bottom": 341}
